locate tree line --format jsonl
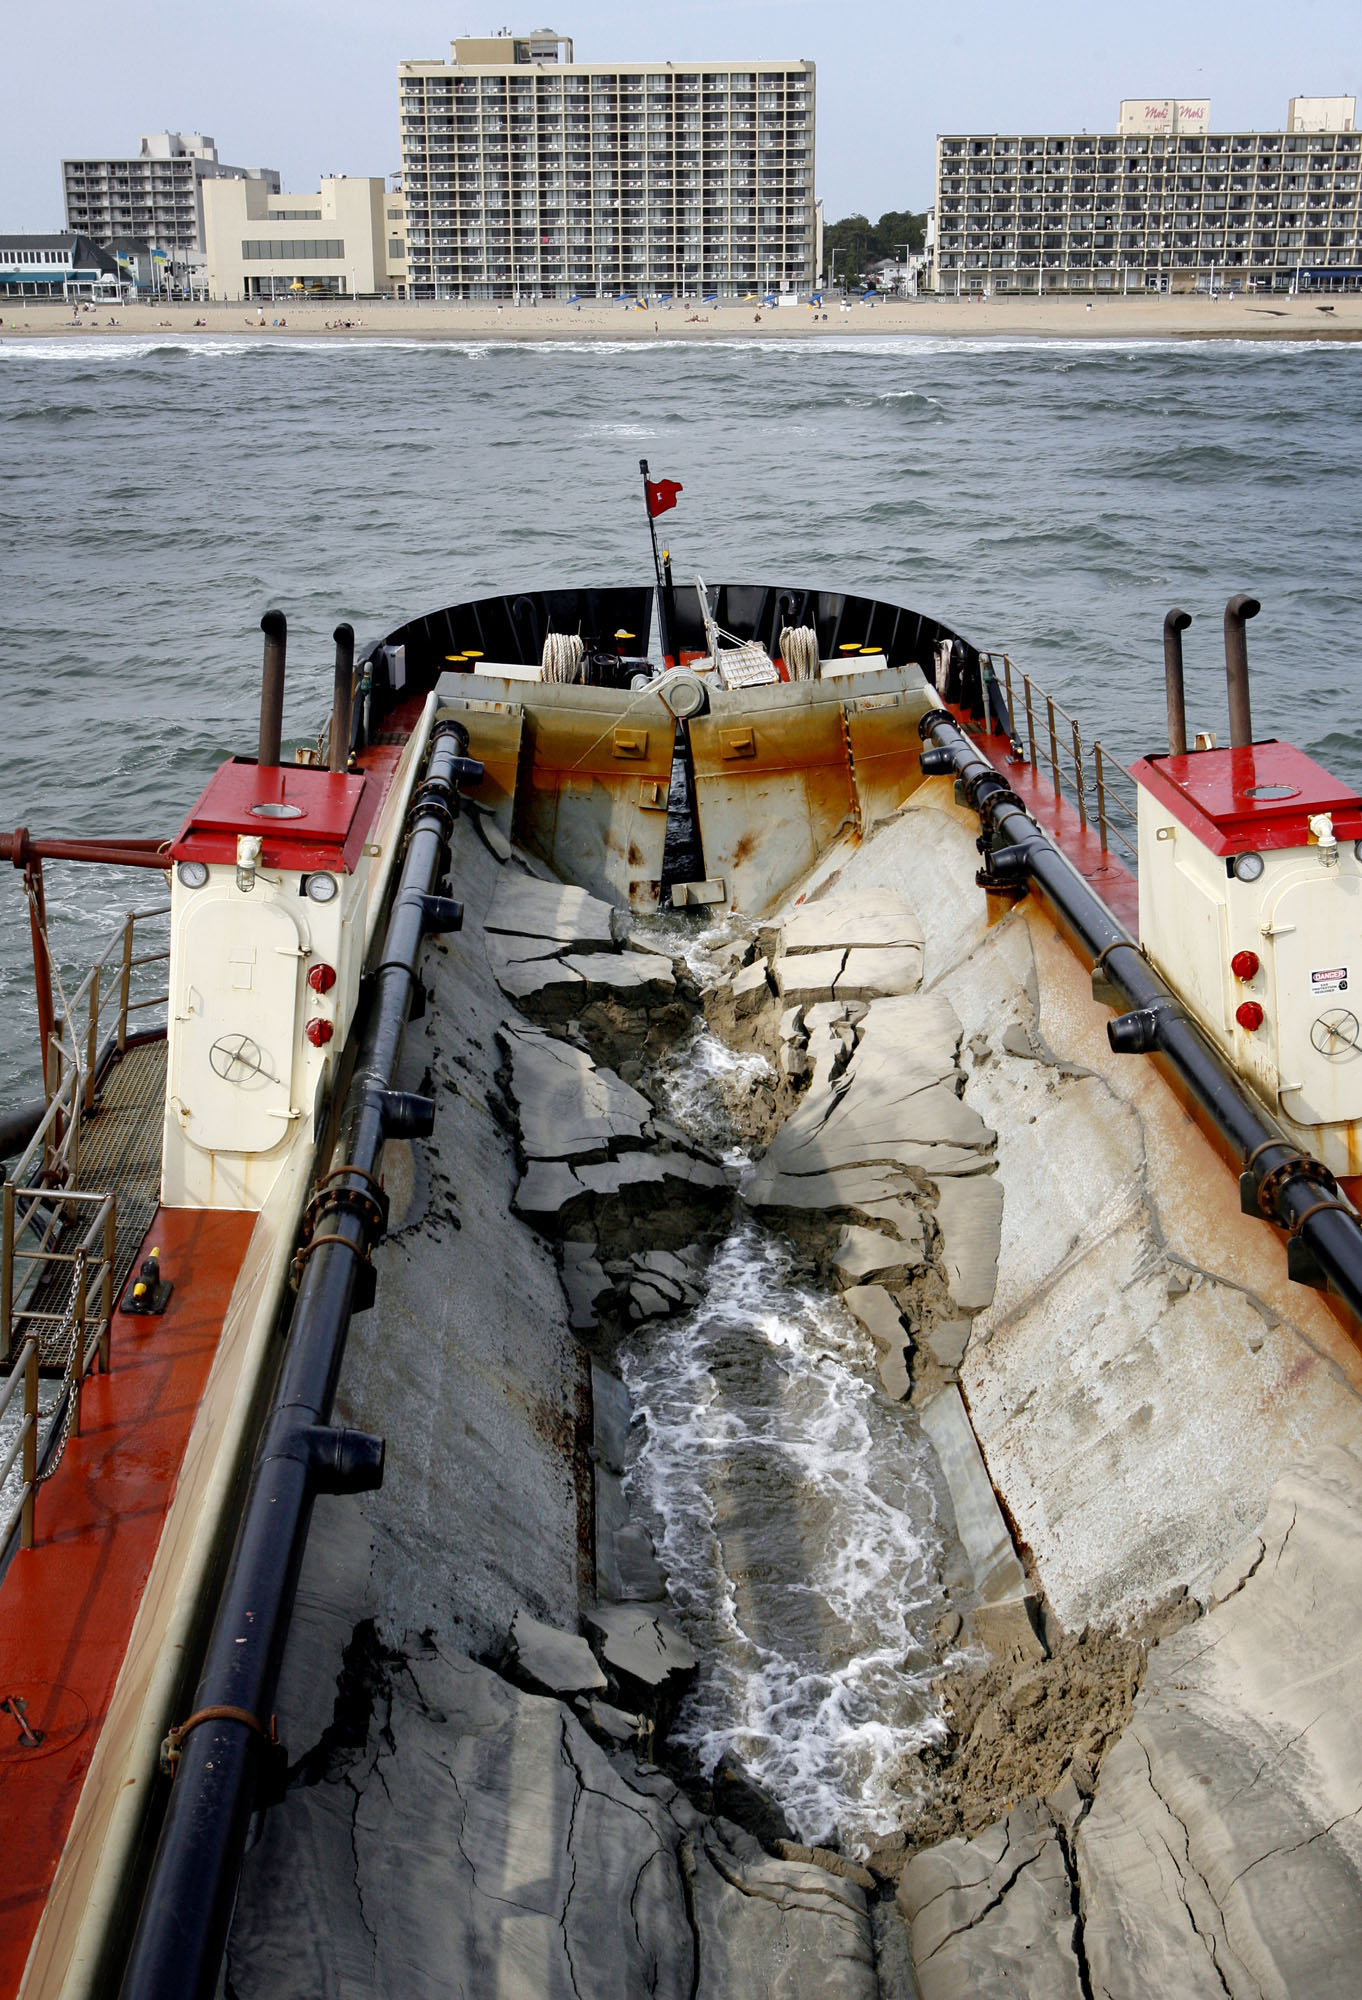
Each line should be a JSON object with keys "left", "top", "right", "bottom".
{"left": 822, "top": 209, "right": 928, "bottom": 285}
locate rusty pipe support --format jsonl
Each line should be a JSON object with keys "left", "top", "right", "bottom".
{"left": 257, "top": 610, "right": 287, "bottom": 771}
{"left": 1224, "top": 594, "right": 1260, "bottom": 749}
{"left": 330, "top": 624, "right": 355, "bottom": 773}
{"left": 1163, "top": 608, "right": 1192, "bottom": 756}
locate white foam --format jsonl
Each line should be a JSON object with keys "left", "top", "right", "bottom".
{"left": 620, "top": 1218, "right": 945, "bottom": 1853}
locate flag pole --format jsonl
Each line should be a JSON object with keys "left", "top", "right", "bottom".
{"left": 640, "top": 457, "right": 672, "bottom": 665}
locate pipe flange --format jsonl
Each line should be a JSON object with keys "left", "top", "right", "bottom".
{"left": 404, "top": 781, "right": 458, "bottom": 841}
{"left": 302, "top": 1170, "right": 389, "bottom": 1245}
{"left": 977, "top": 785, "right": 1027, "bottom": 833}
{"left": 1257, "top": 1152, "right": 1337, "bottom": 1223}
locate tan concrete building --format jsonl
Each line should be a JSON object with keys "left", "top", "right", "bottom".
{"left": 933, "top": 94, "right": 1362, "bottom": 295}
{"left": 397, "top": 31, "right": 816, "bottom": 299}
{"left": 203, "top": 176, "right": 394, "bottom": 300}
{"left": 62, "top": 133, "right": 279, "bottom": 294}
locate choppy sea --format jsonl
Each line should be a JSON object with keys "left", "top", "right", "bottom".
{"left": 4, "top": 332, "right": 1362, "bottom": 1101}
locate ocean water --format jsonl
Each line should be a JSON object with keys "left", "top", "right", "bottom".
{"left": 3, "top": 329, "right": 1362, "bottom": 1100}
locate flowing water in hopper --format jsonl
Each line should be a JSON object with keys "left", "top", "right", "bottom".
{"left": 619, "top": 1027, "right": 949, "bottom": 1853}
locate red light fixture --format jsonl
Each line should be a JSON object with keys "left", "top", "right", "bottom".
{"left": 1235, "top": 1000, "right": 1264, "bottom": 1032}
{"left": 305, "top": 1018, "right": 334, "bottom": 1047}
{"left": 307, "top": 962, "right": 337, "bottom": 994}
{"left": 1231, "top": 950, "right": 1260, "bottom": 982}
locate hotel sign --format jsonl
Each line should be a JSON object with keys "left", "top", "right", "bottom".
{"left": 1119, "top": 98, "right": 1212, "bottom": 135}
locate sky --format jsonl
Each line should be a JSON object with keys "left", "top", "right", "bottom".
{"left": 2, "top": 0, "right": 1357, "bottom": 229}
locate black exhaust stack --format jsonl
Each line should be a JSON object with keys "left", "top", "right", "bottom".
{"left": 1224, "top": 593, "right": 1260, "bottom": 748}
{"left": 1163, "top": 608, "right": 1192, "bottom": 756}
{"left": 257, "top": 610, "right": 287, "bottom": 769}
{"left": 330, "top": 623, "right": 355, "bottom": 773}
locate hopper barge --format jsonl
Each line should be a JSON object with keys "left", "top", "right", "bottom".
{"left": 4, "top": 560, "right": 1362, "bottom": 1999}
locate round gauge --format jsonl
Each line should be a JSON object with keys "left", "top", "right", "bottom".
{"left": 1232, "top": 851, "right": 1265, "bottom": 883}
{"left": 304, "top": 872, "right": 339, "bottom": 903}
{"left": 1311, "top": 1009, "right": 1361, "bottom": 1059}
{"left": 209, "top": 1033, "right": 270, "bottom": 1083}
{"left": 177, "top": 860, "right": 209, "bottom": 889}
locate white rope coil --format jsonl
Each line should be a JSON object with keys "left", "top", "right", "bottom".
{"left": 780, "top": 625, "right": 821, "bottom": 681}
{"left": 542, "top": 632, "right": 585, "bottom": 683}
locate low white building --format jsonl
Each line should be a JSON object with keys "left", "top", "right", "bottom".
{"left": 202, "top": 177, "right": 395, "bottom": 300}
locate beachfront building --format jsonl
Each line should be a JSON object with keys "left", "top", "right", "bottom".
{"left": 396, "top": 31, "right": 816, "bottom": 300}
{"left": 932, "top": 95, "right": 1362, "bottom": 295}
{"left": 62, "top": 134, "right": 280, "bottom": 296}
{"left": 0, "top": 233, "right": 121, "bottom": 300}
{"left": 203, "top": 177, "right": 396, "bottom": 301}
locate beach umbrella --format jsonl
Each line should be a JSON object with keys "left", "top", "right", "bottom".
{"left": 703, "top": 293, "right": 717, "bottom": 303}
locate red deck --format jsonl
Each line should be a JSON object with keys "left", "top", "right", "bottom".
{"left": 959, "top": 716, "right": 1141, "bottom": 933}
{"left": 0, "top": 1209, "right": 255, "bottom": 1991}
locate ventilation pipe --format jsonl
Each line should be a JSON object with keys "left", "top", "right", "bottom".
{"left": 330, "top": 623, "right": 354, "bottom": 773}
{"left": 1163, "top": 608, "right": 1192, "bottom": 756}
{"left": 258, "top": 610, "right": 287, "bottom": 770}
{"left": 1224, "top": 594, "right": 1260, "bottom": 749}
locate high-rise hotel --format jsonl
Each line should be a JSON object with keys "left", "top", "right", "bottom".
{"left": 932, "top": 95, "right": 1360, "bottom": 294}
{"left": 396, "top": 30, "right": 816, "bottom": 300}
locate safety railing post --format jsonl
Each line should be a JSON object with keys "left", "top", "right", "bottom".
{"left": 1046, "top": 693, "right": 1061, "bottom": 793}
{"left": 1071, "top": 719, "right": 1087, "bottom": 829}
{"left": 20, "top": 1338, "right": 37, "bottom": 1549}
{"left": 1094, "top": 743, "right": 1110, "bottom": 852}
{"left": 1, "top": 1181, "right": 14, "bottom": 1364}
{"left": 85, "top": 959, "right": 101, "bottom": 1113}
{"left": 118, "top": 912, "right": 135, "bottom": 1052}
{"left": 1023, "top": 675, "right": 1037, "bottom": 767}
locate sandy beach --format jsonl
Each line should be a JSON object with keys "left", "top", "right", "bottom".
{"left": 4, "top": 293, "right": 1362, "bottom": 343}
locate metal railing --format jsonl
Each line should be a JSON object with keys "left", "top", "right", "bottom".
{"left": 0, "top": 1185, "right": 117, "bottom": 1551}
{"left": 0, "top": 902, "right": 166, "bottom": 1556}
{"left": 27, "top": 902, "right": 169, "bottom": 1186}
{"left": 990, "top": 654, "right": 1141, "bottom": 867}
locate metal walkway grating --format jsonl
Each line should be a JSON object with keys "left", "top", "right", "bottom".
{"left": 21, "top": 1040, "right": 167, "bottom": 1364}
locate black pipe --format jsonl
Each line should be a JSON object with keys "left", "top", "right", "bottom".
{"left": 258, "top": 610, "right": 287, "bottom": 770}
{"left": 1224, "top": 593, "right": 1260, "bottom": 749}
{"left": 918, "top": 707, "right": 1362, "bottom": 1320}
{"left": 330, "top": 623, "right": 355, "bottom": 773}
{"left": 0, "top": 1097, "right": 45, "bottom": 1160}
{"left": 119, "top": 720, "right": 482, "bottom": 2000}
{"left": 1163, "top": 608, "right": 1192, "bottom": 756}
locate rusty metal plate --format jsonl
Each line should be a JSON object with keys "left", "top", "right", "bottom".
{"left": 845, "top": 680, "right": 936, "bottom": 828}
{"left": 690, "top": 685, "right": 854, "bottom": 914}
{"left": 688, "top": 667, "right": 931, "bottom": 914}
{"left": 506, "top": 683, "right": 675, "bottom": 912}
{"left": 435, "top": 695, "right": 524, "bottom": 834}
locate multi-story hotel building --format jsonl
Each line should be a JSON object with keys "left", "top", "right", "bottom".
{"left": 932, "top": 96, "right": 1360, "bottom": 294}
{"left": 397, "top": 31, "right": 816, "bottom": 300}
{"left": 62, "top": 133, "right": 279, "bottom": 290}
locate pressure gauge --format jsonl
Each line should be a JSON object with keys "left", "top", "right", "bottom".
{"left": 304, "top": 872, "right": 339, "bottom": 903}
{"left": 177, "top": 860, "right": 209, "bottom": 889}
{"left": 1231, "top": 851, "right": 1265, "bottom": 883}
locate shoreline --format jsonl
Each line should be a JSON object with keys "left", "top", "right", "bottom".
{"left": 4, "top": 294, "right": 1362, "bottom": 344}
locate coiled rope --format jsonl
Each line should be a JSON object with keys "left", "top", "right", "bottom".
{"left": 780, "top": 625, "right": 821, "bottom": 681}
{"left": 542, "top": 632, "right": 585, "bottom": 683}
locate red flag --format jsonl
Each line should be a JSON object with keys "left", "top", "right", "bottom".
{"left": 645, "top": 477, "right": 682, "bottom": 518}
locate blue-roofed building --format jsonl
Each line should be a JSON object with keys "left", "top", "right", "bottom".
{"left": 0, "top": 233, "right": 122, "bottom": 300}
